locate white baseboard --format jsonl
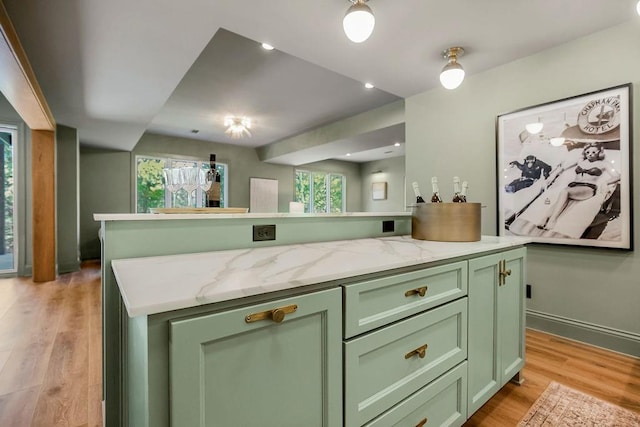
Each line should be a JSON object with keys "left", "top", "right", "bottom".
{"left": 526, "top": 309, "right": 640, "bottom": 358}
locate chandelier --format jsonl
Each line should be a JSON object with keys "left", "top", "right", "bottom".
{"left": 224, "top": 116, "right": 252, "bottom": 138}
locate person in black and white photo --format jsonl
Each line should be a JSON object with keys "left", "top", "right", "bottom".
{"left": 505, "top": 155, "right": 552, "bottom": 193}
{"left": 537, "top": 142, "right": 620, "bottom": 231}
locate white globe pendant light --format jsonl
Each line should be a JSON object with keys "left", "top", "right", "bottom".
{"left": 343, "top": 0, "right": 375, "bottom": 43}
{"left": 440, "top": 47, "right": 465, "bottom": 90}
{"left": 525, "top": 117, "right": 544, "bottom": 134}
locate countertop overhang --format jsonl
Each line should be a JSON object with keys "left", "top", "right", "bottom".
{"left": 112, "top": 235, "right": 530, "bottom": 317}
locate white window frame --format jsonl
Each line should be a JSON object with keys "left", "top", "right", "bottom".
{"left": 0, "top": 125, "right": 17, "bottom": 273}
{"left": 295, "top": 169, "right": 346, "bottom": 213}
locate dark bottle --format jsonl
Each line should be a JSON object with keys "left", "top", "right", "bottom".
{"left": 412, "top": 181, "right": 426, "bottom": 203}
{"left": 430, "top": 177, "right": 443, "bottom": 203}
{"left": 207, "top": 154, "right": 221, "bottom": 207}
{"left": 452, "top": 176, "right": 463, "bottom": 202}
{"left": 459, "top": 181, "right": 468, "bottom": 203}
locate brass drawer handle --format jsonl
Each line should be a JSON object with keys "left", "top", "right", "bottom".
{"left": 245, "top": 304, "right": 298, "bottom": 323}
{"left": 405, "top": 344, "right": 428, "bottom": 359}
{"left": 498, "top": 260, "right": 512, "bottom": 286}
{"left": 416, "top": 418, "right": 428, "bottom": 427}
{"left": 405, "top": 286, "right": 428, "bottom": 297}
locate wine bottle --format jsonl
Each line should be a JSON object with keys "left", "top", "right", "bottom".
{"left": 430, "top": 177, "right": 443, "bottom": 203}
{"left": 412, "top": 181, "right": 426, "bottom": 203}
{"left": 207, "top": 154, "right": 221, "bottom": 208}
{"left": 452, "top": 176, "right": 462, "bottom": 202}
{"left": 459, "top": 181, "right": 468, "bottom": 203}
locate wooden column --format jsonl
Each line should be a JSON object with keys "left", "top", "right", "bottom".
{"left": 32, "top": 130, "right": 56, "bottom": 282}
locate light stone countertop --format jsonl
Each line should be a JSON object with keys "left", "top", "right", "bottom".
{"left": 111, "top": 235, "right": 530, "bottom": 317}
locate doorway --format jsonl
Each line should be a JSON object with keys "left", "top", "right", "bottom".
{"left": 0, "top": 126, "right": 17, "bottom": 272}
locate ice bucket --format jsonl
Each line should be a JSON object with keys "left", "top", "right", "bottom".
{"left": 411, "top": 203, "right": 481, "bottom": 242}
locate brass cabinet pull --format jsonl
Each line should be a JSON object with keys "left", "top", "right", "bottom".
{"left": 245, "top": 304, "right": 298, "bottom": 323}
{"left": 415, "top": 418, "right": 428, "bottom": 427}
{"left": 498, "top": 260, "right": 512, "bottom": 286}
{"left": 404, "top": 344, "right": 428, "bottom": 359}
{"left": 405, "top": 286, "right": 428, "bottom": 297}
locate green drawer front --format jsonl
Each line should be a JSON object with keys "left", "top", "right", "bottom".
{"left": 364, "top": 362, "right": 468, "bottom": 427}
{"left": 344, "top": 298, "right": 468, "bottom": 427}
{"left": 343, "top": 261, "right": 468, "bottom": 338}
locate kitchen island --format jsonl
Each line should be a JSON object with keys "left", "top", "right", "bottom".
{"left": 96, "top": 212, "right": 528, "bottom": 426}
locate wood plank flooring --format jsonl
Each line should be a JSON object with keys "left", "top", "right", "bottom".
{"left": 464, "top": 328, "right": 640, "bottom": 426}
{"left": 0, "top": 261, "right": 638, "bottom": 426}
{"left": 0, "top": 260, "right": 102, "bottom": 427}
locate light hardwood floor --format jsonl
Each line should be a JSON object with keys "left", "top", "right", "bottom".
{"left": 465, "top": 328, "right": 640, "bottom": 426}
{"left": 0, "top": 261, "right": 102, "bottom": 427}
{"left": 0, "top": 262, "right": 638, "bottom": 426}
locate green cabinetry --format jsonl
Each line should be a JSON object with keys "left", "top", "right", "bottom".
{"left": 118, "top": 242, "right": 526, "bottom": 427}
{"left": 168, "top": 288, "right": 343, "bottom": 427}
{"left": 467, "top": 248, "right": 526, "bottom": 415}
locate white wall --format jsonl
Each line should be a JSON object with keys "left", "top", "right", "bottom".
{"left": 405, "top": 21, "right": 640, "bottom": 355}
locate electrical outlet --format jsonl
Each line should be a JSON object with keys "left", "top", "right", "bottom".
{"left": 526, "top": 284, "right": 532, "bottom": 299}
{"left": 253, "top": 224, "right": 276, "bottom": 241}
{"left": 382, "top": 220, "right": 395, "bottom": 233}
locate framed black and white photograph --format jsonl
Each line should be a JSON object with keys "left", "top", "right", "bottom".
{"left": 497, "top": 84, "right": 633, "bottom": 250}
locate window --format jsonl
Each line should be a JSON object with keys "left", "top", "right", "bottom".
{"left": 294, "top": 169, "right": 345, "bottom": 213}
{"left": 135, "top": 156, "right": 227, "bottom": 213}
{"left": 0, "top": 126, "right": 16, "bottom": 273}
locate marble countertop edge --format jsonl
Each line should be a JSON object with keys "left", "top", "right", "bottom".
{"left": 94, "top": 211, "right": 412, "bottom": 221}
{"left": 113, "top": 235, "right": 531, "bottom": 318}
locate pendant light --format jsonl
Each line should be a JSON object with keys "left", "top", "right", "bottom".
{"left": 440, "top": 47, "right": 465, "bottom": 90}
{"left": 525, "top": 117, "right": 543, "bottom": 134}
{"left": 343, "top": 0, "right": 375, "bottom": 43}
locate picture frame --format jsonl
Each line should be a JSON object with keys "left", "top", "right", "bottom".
{"left": 372, "top": 181, "right": 387, "bottom": 200}
{"left": 496, "top": 83, "right": 633, "bottom": 250}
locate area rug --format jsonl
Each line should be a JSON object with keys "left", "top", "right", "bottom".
{"left": 518, "top": 381, "right": 640, "bottom": 426}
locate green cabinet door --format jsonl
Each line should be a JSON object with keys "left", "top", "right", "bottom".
{"left": 467, "top": 252, "right": 500, "bottom": 415}
{"left": 169, "top": 288, "right": 342, "bottom": 427}
{"left": 467, "top": 248, "right": 526, "bottom": 416}
{"left": 498, "top": 248, "right": 526, "bottom": 385}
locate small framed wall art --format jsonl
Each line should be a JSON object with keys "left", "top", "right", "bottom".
{"left": 372, "top": 181, "right": 387, "bottom": 200}
{"left": 497, "top": 83, "right": 633, "bottom": 250}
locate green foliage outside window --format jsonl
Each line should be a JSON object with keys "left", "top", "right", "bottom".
{"left": 3, "top": 136, "right": 13, "bottom": 253}
{"left": 312, "top": 172, "right": 327, "bottom": 213}
{"left": 136, "top": 156, "right": 228, "bottom": 212}
{"left": 136, "top": 158, "right": 165, "bottom": 213}
{"left": 295, "top": 169, "right": 345, "bottom": 213}
{"left": 329, "top": 174, "right": 344, "bottom": 213}
{"left": 295, "top": 170, "right": 311, "bottom": 213}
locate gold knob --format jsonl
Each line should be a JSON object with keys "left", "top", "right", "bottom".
{"left": 504, "top": 269, "right": 512, "bottom": 276}
{"left": 416, "top": 418, "right": 428, "bottom": 427}
{"left": 271, "top": 309, "right": 285, "bottom": 323}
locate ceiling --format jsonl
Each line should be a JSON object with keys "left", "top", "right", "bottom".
{"left": 2, "top": 1, "right": 637, "bottom": 164}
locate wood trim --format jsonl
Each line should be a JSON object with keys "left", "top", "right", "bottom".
{"left": 0, "top": 2, "right": 55, "bottom": 130}
{"left": 32, "top": 130, "right": 56, "bottom": 282}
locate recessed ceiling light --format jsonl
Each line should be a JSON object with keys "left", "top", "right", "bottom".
{"left": 364, "top": 82, "right": 374, "bottom": 89}
{"left": 394, "top": 142, "right": 400, "bottom": 147}
{"left": 261, "top": 43, "right": 275, "bottom": 51}
{"left": 346, "top": 153, "right": 351, "bottom": 156}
